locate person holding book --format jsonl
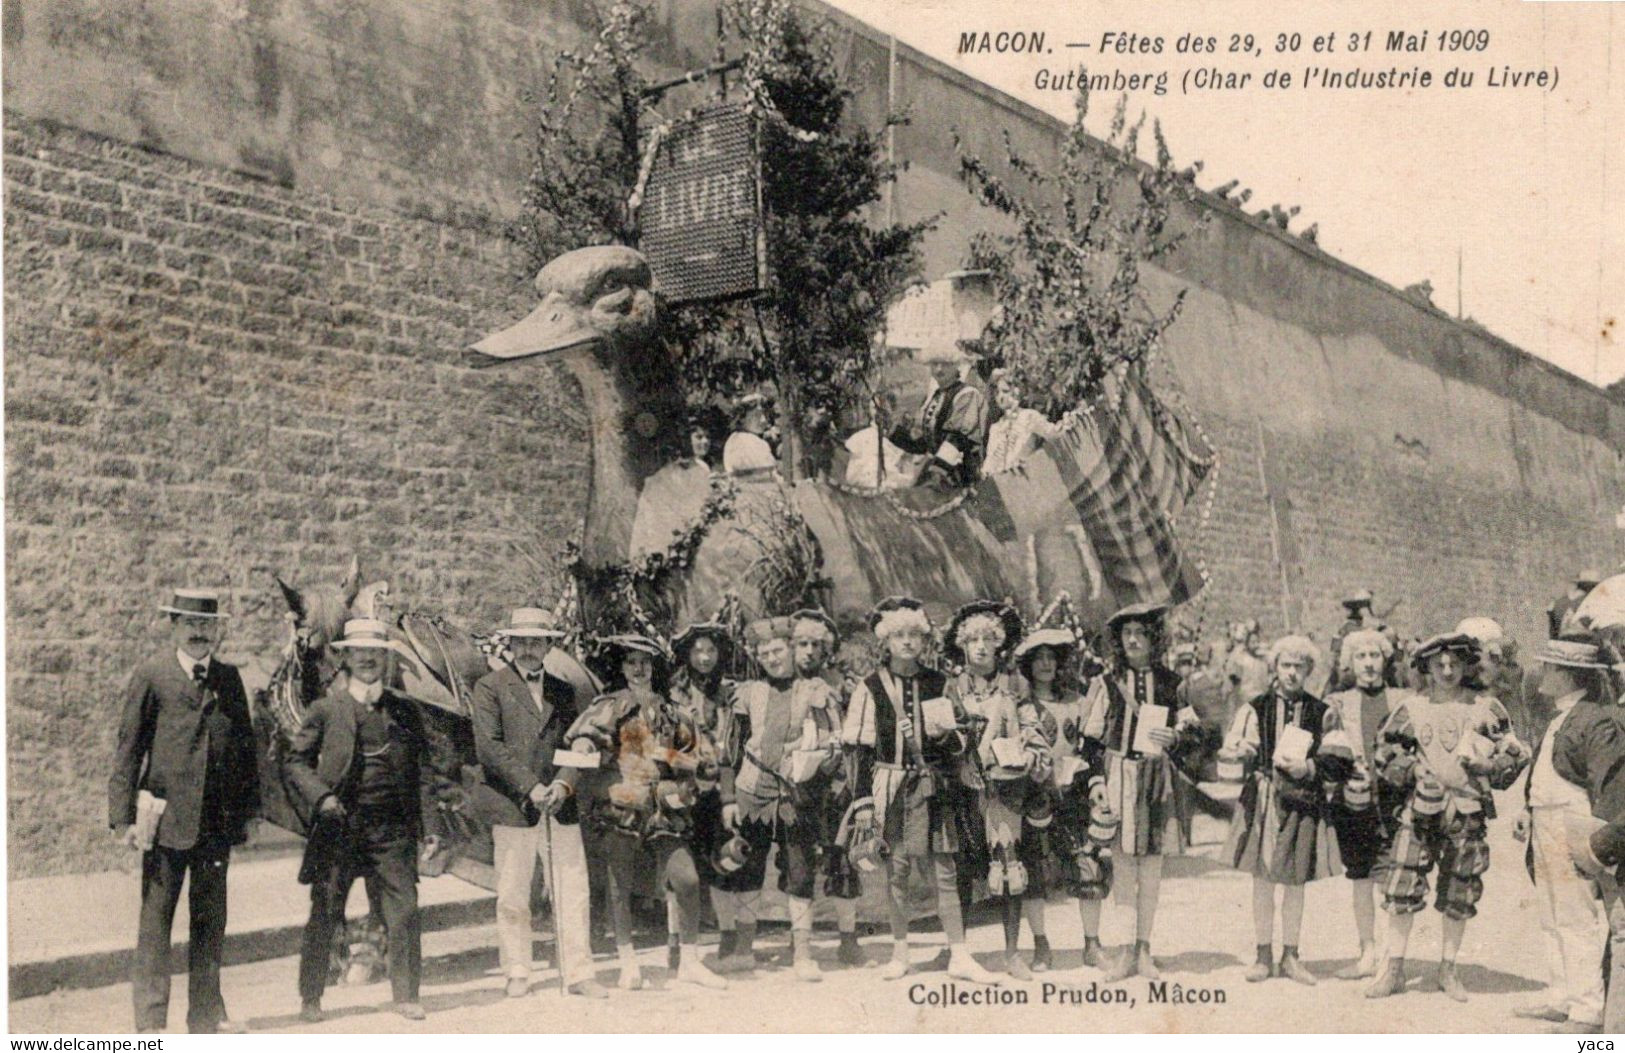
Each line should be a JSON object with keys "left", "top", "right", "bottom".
{"left": 1080, "top": 602, "right": 1203, "bottom": 981}
{"left": 1015, "top": 627, "right": 1112, "bottom": 972}
{"left": 1220, "top": 635, "right": 1355, "bottom": 985}
{"left": 841, "top": 596, "right": 999, "bottom": 983}
{"left": 1365, "top": 632, "right": 1530, "bottom": 1002}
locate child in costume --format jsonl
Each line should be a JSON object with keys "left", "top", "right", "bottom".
{"left": 711, "top": 616, "right": 844, "bottom": 981}
{"left": 1081, "top": 602, "right": 1203, "bottom": 981}
{"left": 944, "top": 600, "right": 1051, "bottom": 978}
{"left": 668, "top": 621, "right": 736, "bottom": 971}
{"left": 1365, "top": 632, "right": 1529, "bottom": 1002}
{"left": 562, "top": 634, "right": 727, "bottom": 992}
{"left": 841, "top": 597, "right": 999, "bottom": 983}
{"left": 1015, "top": 626, "right": 1114, "bottom": 972}
{"left": 1220, "top": 635, "right": 1354, "bottom": 985}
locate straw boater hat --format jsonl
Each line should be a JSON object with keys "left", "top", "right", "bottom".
{"left": 916, "top": 342, "right": 970, "bottom": 365}
{"left": 942, "top": 599, "right": 1025, "bottom": 666}
{"left": 159, "top": 588, "right": 229, "bottom": 618}
{"left": 499, "top": 607, "right": 568, "bottom": 639}
{"left": 1536, "top": 637, "right": 1610, "bottom": 670}
{"left": 1341, "top": 588, "right": 1374, "bottom": 611}
{"left": 332, "top": 618, "right": 394, "bottom": 649}
{"left": 1577, "top": 568, "right": 1604, "bottom": 590}
{"left": 671, "top": 621, "right": 733, "bottom": 665}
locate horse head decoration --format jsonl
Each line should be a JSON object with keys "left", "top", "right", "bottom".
{"left": 469, "top": 245, "right": 1212, "bottom": 635}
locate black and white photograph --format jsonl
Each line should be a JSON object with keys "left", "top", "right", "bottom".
{"left": 3, "top": 0, "right": 1623, "bottom": 1038}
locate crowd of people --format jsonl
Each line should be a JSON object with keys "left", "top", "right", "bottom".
{"left": 108, "top": 569, "right": 1625, "bottom": 1034}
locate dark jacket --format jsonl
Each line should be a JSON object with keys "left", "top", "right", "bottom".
{"left": 469, "top": 665, "right": 581, "bottom": 827}
{"left": 287, "top": 686, "right": 450, "bottom": 881}
{"left": 108, "top": 654, "right": 259, "bottom": 850}
{"left": 1552, "top": 701, "right": 1625, "bottom": 871}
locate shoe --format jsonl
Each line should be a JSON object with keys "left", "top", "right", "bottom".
{"left": 1136, "top": 943, "right": 1161, "bottom": 981}
{"left": 1032, "top": 936, "right": 1053, "bottom": 972}
{"left": 567, "top": 979, "right": 610, "bottom": 999}
{"left": 389, "top": 1002, "right": 426, "bottom": 1022}
{"left": 791, "top": 932, "right": 822, "bottom": 982}
{"left": 1512, "top": 1004, "right": 1569, "bottom": 1023}
{"left": 1365, "top": 960, "right": 1405, "bottom": 999}
{"left": 214, "top": 1019, "right": 247, "bottom": 1034}
{"left": 1080, "top": 937, "right": 1103, "bottom": 970}
{"left": 880, "top": 947, "right": 911, "bottom": 981}
{"left": 1437, "top": 962, "right": 1467, "bottom": 1003}
{"left": 505, "top": 977, "right": 529, "bottom": 998}
{"left": 946, "top": 948, "right": 999, "bottom": 984}
{"left": 1336, "top": 948, "right": 1378, "bottom": 981}
{"left": 794, "top": 955, "right": 823, "bottom": 983}
{"left": 1005, "top": 952, "right": 1033, "bottom": 980}
{"left": 618, "top": 964, "right": 644, "bottom": 991}
{"left": 1103, "top": 947, "right": 1136, "bottom": 983}
{"left": 1278, "top": 953, "right": 1317, "bottom": 987}
{"left": 837, "top": 933, "right": 865, "bottom": 967}
{"left": 1244, "top": 960, "right": 1273, "bottom": 983}
{"left": 299, "top": 1001, "right": 323, "bottom": 1025}
{"left": 675, "top": 957, "right": 729, "bottom": 990}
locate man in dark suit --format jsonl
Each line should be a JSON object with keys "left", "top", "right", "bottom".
{"left": 469, "top": 608, "right": 604, "bottom": 999}
{"left": 109, "top": 588, "right": 259, "bottom": 1034}
{"left": 288, "top": 618, "right": 450, "bottom": 1023}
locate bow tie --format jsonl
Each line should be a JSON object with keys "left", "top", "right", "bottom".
{"left": 523, "top": 670, "right": 545, "bottom": 684}
{"left": 191, "top": 663, "right": 208, "bottom": 686}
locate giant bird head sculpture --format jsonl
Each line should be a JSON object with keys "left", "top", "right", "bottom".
{"left": 468, "top": 245, "right": 661, "bottom": 367}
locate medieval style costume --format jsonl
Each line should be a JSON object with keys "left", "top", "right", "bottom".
{"left": 1081, "top": 602, "right": 1202, "bottom": 981}
{"left": 889, "top": 345, "right": 988, "bottom": 488}
{"left": 1323, "top": 628, "right": 1412, "bottom": 981}
{"left": 841, "top": 597, "right": 999, "bottom": 983}
{"left": 1221, "top": 636, "right": 1354, "bottom": 985}
{"left": 1014, "top": 627, "right": 1113, "bottom": 972}
{"left": 563, "top": 634, "right": 727, "bottom": 991}
{"left": 712, "top": 616, "right": 844, "bottom": 981}
{"left": 944, "top": 601, "right": 1049, "bottom": 978}
{"left": 1366, "top": 632, "right": 1529, "bottom": 1002}
{"left": 789, "top": 608, "right": 865, "bottom": 967}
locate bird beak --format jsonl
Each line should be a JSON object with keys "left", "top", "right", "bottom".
{"left": 464, "top": 296, "right": 600, "bottom": 369}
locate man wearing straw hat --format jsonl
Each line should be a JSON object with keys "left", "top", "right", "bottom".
{"left": 885, "top": 342, "right": 988, "bottom": 489}
{"left": 1521, "top": 635, "right": 1622, "bottom": 1032}
{"left": 289, "top": 618, "right": 453, "bottom": 1023}
{"left": 109, "top": 588, "right": 259, "bottom": 1034}
{"left": 469, "top": 608, "right": 606, "bottom": 1000}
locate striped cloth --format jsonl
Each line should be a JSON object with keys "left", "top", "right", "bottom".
{"left": 799, "top": 365, "right": 1214, "bottom": 626}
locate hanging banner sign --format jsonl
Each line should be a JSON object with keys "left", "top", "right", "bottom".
{"left": 638, "top": 102, "right": 764, "bottom": 304}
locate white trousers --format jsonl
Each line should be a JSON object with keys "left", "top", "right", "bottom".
{"left": 1531, "top": 804, "right": 1608, "bottom": 1026}
{"left": 492, "top": 820, "right": 594, "bottom": 984}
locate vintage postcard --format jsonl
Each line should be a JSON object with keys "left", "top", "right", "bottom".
{"left": 3, "top": 0, "right": 1622, "bottom": 1039}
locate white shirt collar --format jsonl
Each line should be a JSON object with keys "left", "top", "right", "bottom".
{"left": 178, "top": 650, "right": 211, "bottom": 678}
{"left": 348, "top": 678, "right": 384, "bottom": 707}
{"left": 1553, "top": 687, "right": 1587, "bottom": 715}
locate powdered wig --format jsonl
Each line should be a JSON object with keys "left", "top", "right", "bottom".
{"left": 1267, "top": 634, "right": 1320, "bottom": 671}
{"left": 1339, "top": 628, "right": 1392, "bottom": 673}
{"left": 873, "top": 606, "right": 933, "bottom": 643}
{"left": 956, "top": 613, "right": 1007, "bottom": 649}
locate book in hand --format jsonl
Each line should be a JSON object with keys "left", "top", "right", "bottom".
{"left": 1131, "top": 705, "right": 1170, "bottom": 755}
{"left": 134, "top": 790, "right": 167, "bottom": 851}
{"left": 552, "top": 749, "right": 602, "bottom": 769}
{"left": 919, "top": 696, "right": 958, "bottom": 738}
{"left": 1274, "top": 725, "right": 1314, "bottom": 770}
{"left": 989, "top": 737, "right": 1026, "bottom": 769}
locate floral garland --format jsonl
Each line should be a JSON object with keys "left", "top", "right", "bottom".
{"left": 566, "top": 474, "right": 741, "bottom": 623}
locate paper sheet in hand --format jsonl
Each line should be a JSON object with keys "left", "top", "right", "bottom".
{"left": 919, "top": 696, "right": 957, "bottom": 737}
{"left": 552, "top": 749, "right": 601, "bottom": 769}
{"left": 1274, "top": 725, "right": 1314, "bottom": 768}
{"left": 1053, "top": 754, "right": 1083, "bottom": 788}
{"left": 1131, "top": 706, "right": 1169, "bottom": 755}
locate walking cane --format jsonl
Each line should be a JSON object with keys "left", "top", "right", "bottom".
{"left": 538, "top": 810, "right": 568, "bottom": 998}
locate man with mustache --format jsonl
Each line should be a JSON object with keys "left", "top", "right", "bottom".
{"left": 109, "top": 589, "right": 259, "bottom": 1034}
